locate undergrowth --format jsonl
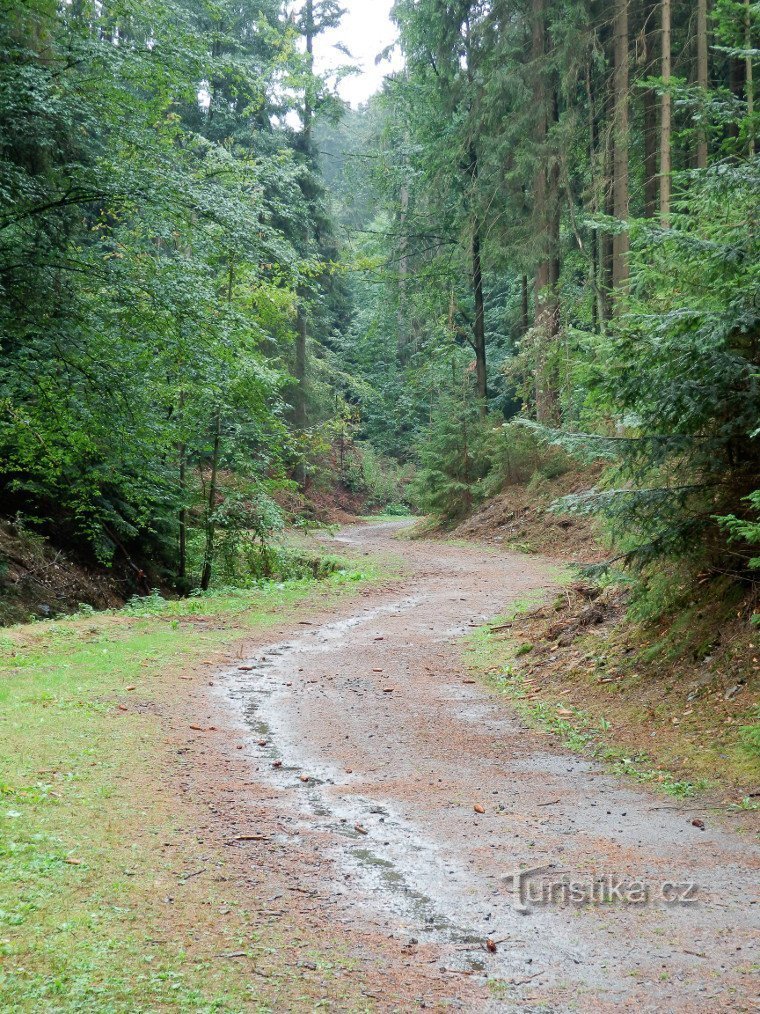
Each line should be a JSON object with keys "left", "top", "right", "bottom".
{"left": 465, "top": 601, "right": 711, "bottom": 800}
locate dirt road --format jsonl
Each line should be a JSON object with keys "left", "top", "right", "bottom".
{"left": 202, "top": 523, "right": 758, "bottom": 1011}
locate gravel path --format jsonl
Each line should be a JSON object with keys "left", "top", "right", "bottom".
{"left": 211, "top": 523, "right": 759, "bottom": 1012}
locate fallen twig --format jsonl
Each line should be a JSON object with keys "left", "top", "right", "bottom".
{"left": 510, "top": 971, "right": 543, "bottom": 985}
{"left": 178, "top": 868, "right": 206, "bottom": 881}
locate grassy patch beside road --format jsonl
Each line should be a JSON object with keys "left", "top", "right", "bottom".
{"left": 465, "top": 596, "right": 759, "bottom": 814}
{"left": 0, "top": 563, "right": 391, "bottom": 1011}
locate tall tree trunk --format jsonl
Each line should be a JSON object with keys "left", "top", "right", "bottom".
{"left": 397, "top": 179, "right": 410, "bottom": 361}
{"left": 586, "top": 60, "right": 605, "bottom": 322}
{"left": 465, "top": 135, "right": 488, "bottom": 414}
{"left": 696, "top": 0, "right": 709, "bottom": 167}
{"left": 746, "top": 0, "right": 755, "bottom": 156}
{"left": 660, "top": 0, "right": 672, "bottom": 224}
{"left": 293, "top": 0, "right": 314, "bottom": 490}
{"left": 200, "top": 408, "right": 221, "bottom": 592}
{"left": 612, "top": 0, "right": 630, "bottom": 289}
{"left": 600, "top": 129, "right": 614, "bottom": 323}
{"left": 520, "top": 274, "right": 530, "bottom": 335}
{"left": 472, "top": 221, "right": 487, "bottom": 415}
{"left": 643, "top": 1, "right": 660, "bottom": 216}
{"left": 532, "top": 0, "right": 560, "bottom": 421}
{"left": 643, "top": 87, "right": 659, "bottom": 214}
{"left": 200, "top": 258, "right": 234, "bottom": 589}
{"left": 303, "top": 0, "right": 314, "bottom": 154}
{"left": 462, "top": 19, "right": 487, "bottom": 415}
{"left": 178, "top": 390, "right": 187, "bottom": 583}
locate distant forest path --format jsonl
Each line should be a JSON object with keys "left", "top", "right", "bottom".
{"left": 195, "top": 523, "right": 758, "bottom": 1011}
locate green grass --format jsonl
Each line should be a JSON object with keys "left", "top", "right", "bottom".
{"left": 464, "top": 606, "right": 708, "bottom": 800}
{"left": 0, "top": 562, "right": 391, "bottom": 1011}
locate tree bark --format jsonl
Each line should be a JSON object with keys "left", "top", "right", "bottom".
{"left": 397, "top": 179, "right": 410, "bottom": 361}
{"left": 200, "top": 408, "right": 221, "bottom": 592}
{"left": 746, "top": 0, "right": 755, "bottom": 156}
{"left": 612, "top": 0, "right": 630, "bottom": 289}
{"left": 178, "top": 390, "right": 187, "bottom": 583}
{"left": 472, "top": 221, "right": 487, "bottom": 415}
{"left": 293, "top": 0, "right": 314, "bottom": 489}
{"left": 464, "top": 132, "right": 488, "bottom": 414}
{"left": 660, "top": 0, "right": 672, "bottom": 224}
{"left": 532, "top": 0, "right": 560, "bottom": 422}
{"left": 696, "top": 0, "right": 709, "bottom": 168}
{"left": 643, "top": 1, "right": 660, "bottom": 215}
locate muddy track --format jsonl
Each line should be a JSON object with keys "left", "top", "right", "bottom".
{"left": 202, "top": 523, "right": 758, "bottom": 1012}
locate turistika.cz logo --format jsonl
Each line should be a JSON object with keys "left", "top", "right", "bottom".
{"left": 504, "top": 865, "right": 699, "bottom": 914}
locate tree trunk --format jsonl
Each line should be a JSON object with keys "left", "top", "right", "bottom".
{"left": 696, "top": 0, "right": 709, "bottom": 168}
{"left": 746, "top": 0, "right": 755, "bottom": 156}
{"left": 472, "top": 222, "right": 487, "bottom": 415}
{"left": 660, "top": 0, "right": 672, "bottom": 224}
{"left": 303, "top": 0, "right": 314, "bottom": 155}
{"left": 520, "top": 274, "right": 530, "bottom": 335}
{"left": 586, "top": 60, "right": 605, "bottom": 323}
{"left": 293, "top": 301, "right": 308, "bottom": 488}
{"left": 643, "top": 1, "right": 660, "bottom": 215}
{"left": 397, "top": 179, "right": 410, "bottom": 360}
{"left": 178, "top": 390, "right": 187, "bottom": 583}
{"left": 612, "top": 0, "right": 630, "bottom": 289}
{"left": 200, "top": 408, "right": 221, "bottom": 592}
{"left": 293, "top": 0, "right": 314, "bottom": 490}
{"left": 600, "top": 129, "right": 614, "bottom": 323}
{"left": 532, "top": 0, "right": 560, "bottom": 422}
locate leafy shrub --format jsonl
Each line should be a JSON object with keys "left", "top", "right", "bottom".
{"left": 343, "top": 442, "right": 414, "bottom": 510}
{"left": 381, "top": 503, "right": 413, "bottom": 517}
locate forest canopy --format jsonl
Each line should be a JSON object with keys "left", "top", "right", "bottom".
{"left": 1, "top": 0, "right": 758, "bottom": 596}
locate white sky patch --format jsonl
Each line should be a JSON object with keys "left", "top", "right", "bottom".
{"left": 311, "top": 0, "right": 403, "bottom": 106}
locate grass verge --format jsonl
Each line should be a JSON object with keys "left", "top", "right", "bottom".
{"left": 464, "top": 594, "right": 759, "bottom": 812}
{"left": 0, "top": 559, "right": 395, "bottom": 1011}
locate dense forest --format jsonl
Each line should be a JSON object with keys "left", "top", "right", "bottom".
{"left": 1, "top": 0, "right": 758, "bottom": 601}
{"left": 2, "top": 6, "right": 760, "bottom": 1007}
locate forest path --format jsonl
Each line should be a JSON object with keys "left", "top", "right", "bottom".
{"left": 203, "top": 523, "right": 757, "bottom": 1012}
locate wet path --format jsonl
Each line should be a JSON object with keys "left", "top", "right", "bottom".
{"left": 214, "top": 524, "right": 758, "bottom": 1012}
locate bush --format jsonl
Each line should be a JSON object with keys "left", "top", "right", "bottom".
{"left": 411, "top": 394, "right": 495, "bottom": 521}
{"left": 344, "top": 442, "right": 414, "bottom": 510}
{"left": 548, "top": 162, "right": 760, "bottom": 569}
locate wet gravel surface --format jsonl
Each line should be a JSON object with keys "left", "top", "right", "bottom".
{"left": 211, "top": 523, "right": 759, "bottom": 1012}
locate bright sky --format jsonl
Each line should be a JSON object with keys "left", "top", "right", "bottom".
{"left": 314, "top": 0, "right": 403, "bottom": 106}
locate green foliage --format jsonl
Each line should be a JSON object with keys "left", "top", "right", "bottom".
{"left": 0, "top": 0, "right": 367, "bottom": 596}
{"left": 411, "top": 391, "right": 495, "bottom": 521}
{"left": 718, "top": 490, "right": 760, "bottom": 570}
{"left": 343, "top": 442, "right": 414, "bottom": 510}
{"left": 550, "top": 161, "right": 760, "bottom": 569}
